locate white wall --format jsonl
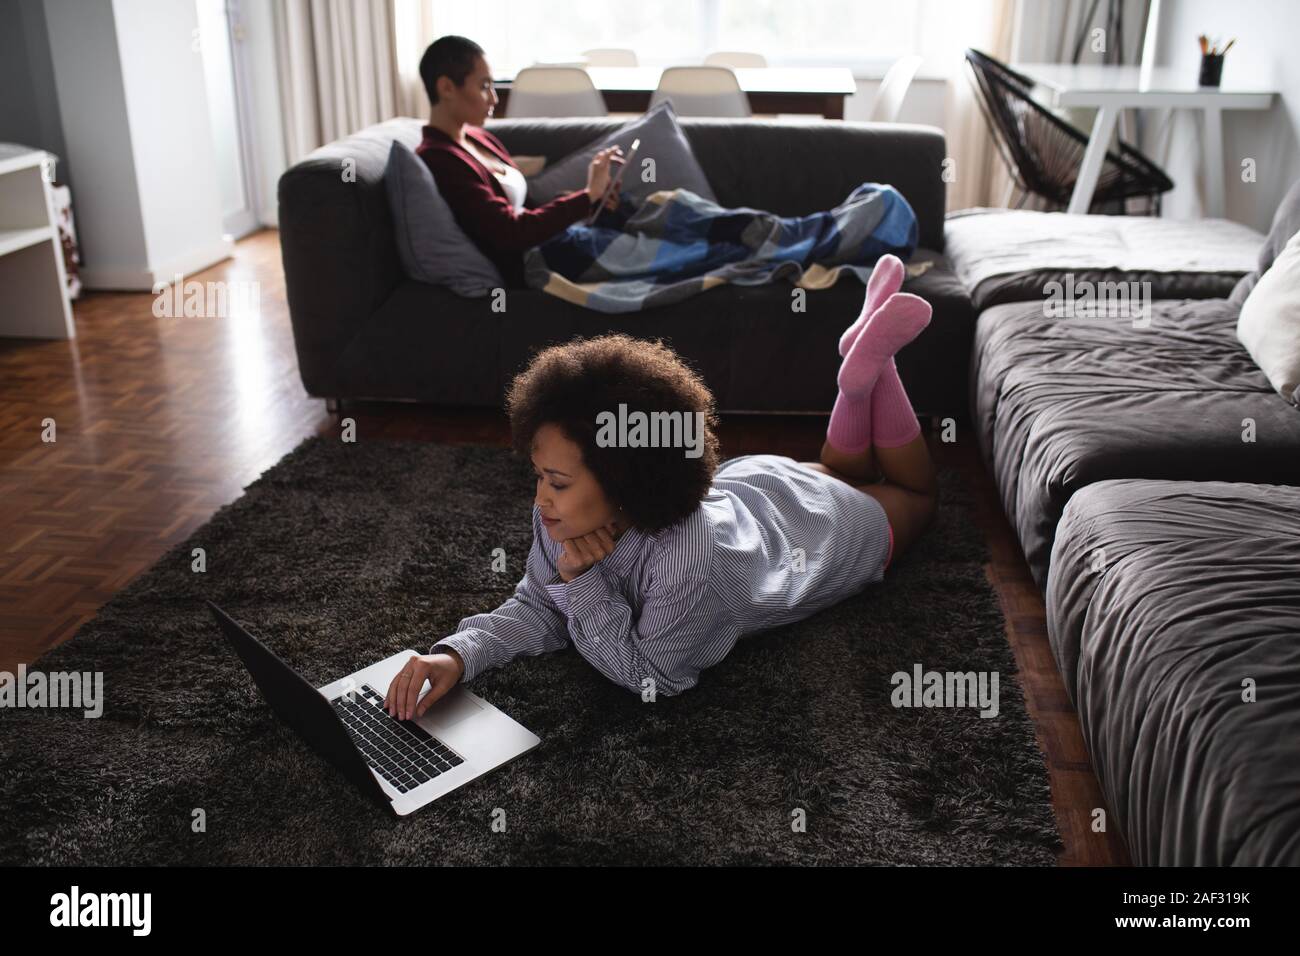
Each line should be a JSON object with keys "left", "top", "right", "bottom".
{"left": 40, "top": 0, "right": 232, "bottom": 290}
{"left": 1146, "top": 0, "right": 1300, "bottom": 230}
{"left": 112, "top": 0, "right": 231, "bottom": 281}
{"left": 41, "top": 0, "right": 150, "bottom": 286}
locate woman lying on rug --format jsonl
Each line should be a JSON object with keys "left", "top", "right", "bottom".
{"left": 385, "top": 254, "right": 938, "bottom": 718}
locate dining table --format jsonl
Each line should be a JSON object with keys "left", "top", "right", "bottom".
{"left": 491, "top": 66, "right": 858, "bottom": 119}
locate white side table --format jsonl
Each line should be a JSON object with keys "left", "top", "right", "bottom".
{"left": 0, "top": 144, "right": 75, "bottom": 339}
{"left": 1011, "top": 63, "right": 1275, "bottom": 217}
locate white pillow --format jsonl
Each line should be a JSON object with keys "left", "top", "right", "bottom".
{"left": 1238, "top": 229, "right": 1300, "bottom": 406}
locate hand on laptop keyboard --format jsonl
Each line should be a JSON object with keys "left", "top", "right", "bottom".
{"left": 385, "top": 652, "right": 463, "bottom": 721}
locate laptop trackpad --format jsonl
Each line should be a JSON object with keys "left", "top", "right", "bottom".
{"left": 422, "top": 691, "right": 484, "bottom": 731}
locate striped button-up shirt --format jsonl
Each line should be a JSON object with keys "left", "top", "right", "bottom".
{"left": 431, "top": 454, "right": 893, "bottom": 696}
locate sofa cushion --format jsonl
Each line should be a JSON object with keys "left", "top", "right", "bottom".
{"left": 335, "top": 280, "right": 503, "bottom": 406}
{"left": 336, "top": 250, "right": 973, "bottom": 419}
{"left": 944, "top": 208, "right": 1262, "bottom": 309}
{"left": 1238, "top": 229, "right": 1300, "bottom": 405}
{"left": 971, "top": 296, "right": 1300, "bottom": 589}
{"left": 496, "top": 259, "right": 971, "bottom": 417}
{"left": 526, "top": 101, "right": 717, "bottom": 206}
{"left": 383, "top": 140, "right": 505, "bottom": 296}
{"left": 1047, "top": 478, "right": 1300, "bottom": 865}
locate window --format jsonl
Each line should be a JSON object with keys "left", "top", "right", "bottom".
{"left": 411, "top": 0, "right": 994, "bottom": 78}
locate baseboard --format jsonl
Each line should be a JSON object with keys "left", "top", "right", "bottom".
{"left": 79, "top": 265, "right": 157, "bottom": 291}
{"left": 79, "top": 239, "right": 237, "bottom": 292}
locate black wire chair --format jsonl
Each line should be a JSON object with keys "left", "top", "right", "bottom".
{"left": 964, "top": 49, "right": 1174, "bottom": 215}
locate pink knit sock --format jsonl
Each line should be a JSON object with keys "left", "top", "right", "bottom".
{"left": 871, "top": 358, "right": 923, "bottom": 447}
{"left": 838, "top": 254, "right": 907, "bottom": 357}
{"left": 837, "top": 292, "right": 932, "bottom": 397}
{"left": 826, "top": 388, "right": 872, "bottom": 454}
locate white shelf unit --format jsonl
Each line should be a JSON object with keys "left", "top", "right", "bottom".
{"left": 0, "top": 145, "right": 75, "bottom": 339}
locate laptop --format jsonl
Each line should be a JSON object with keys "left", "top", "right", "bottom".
{"left": 206, "top": 601, "right": 540, "bottom": 816}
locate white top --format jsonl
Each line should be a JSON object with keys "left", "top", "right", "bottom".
{"left": 496, "top": 162, "right": 527, "bottom": 213}
{"left": 464, "top": 137, "right": 527, "bottom": 212}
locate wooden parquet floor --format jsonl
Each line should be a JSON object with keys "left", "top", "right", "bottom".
{"left": 0, "top": 228, "right": 1129, "bottom": 864}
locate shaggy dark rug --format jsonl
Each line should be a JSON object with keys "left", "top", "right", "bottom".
{"left": 0, "top": 437, "right": 1063, "bottom": 865}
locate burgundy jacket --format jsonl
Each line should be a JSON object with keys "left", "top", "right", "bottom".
{"left": 416, "top": 124, "right": 595, "bottom": 287}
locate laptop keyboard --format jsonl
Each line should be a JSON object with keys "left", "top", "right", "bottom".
{"left": 331, "top": 683, "right": 464, "bottom": 793}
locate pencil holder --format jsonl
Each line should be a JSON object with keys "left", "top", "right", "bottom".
{"left": 1198, "top": 52, "right": 1224, "bottom": 87}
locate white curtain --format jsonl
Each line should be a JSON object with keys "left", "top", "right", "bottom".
{"left": 272, "top": 0, "right": 403, "bottom": 164}
{"left": 943, "top": 0, "right": 1017, "bottom": 211}
{"left": 1017, "top": 0, "right": 1151, "bottom": 65}
{"left": 393, "top": 0, "right": 439, "bottom": 118}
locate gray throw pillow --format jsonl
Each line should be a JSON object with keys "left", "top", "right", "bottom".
{"left": 526, "top": 100, "right": 717, "bottom": 206}
{"left": 384, "top": 140, "right": 505, "bottom": 297}
{"left": 1231, "top": 177, "right": 1300, "bottom": 306}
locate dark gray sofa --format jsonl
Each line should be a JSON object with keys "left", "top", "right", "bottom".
{"left": 967, "top": 188, "right": 1300, "bottom": 591}
{"left": 277, "top": 116, "right": 974, "bottom": 420}
{"left": 955, "top": 185, "right": 1300, "bottom": 865}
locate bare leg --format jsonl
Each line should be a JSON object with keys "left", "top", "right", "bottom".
{"left": 800, "top": 426, "right": 937, "bottom": 562}
{"left": 819, "top": 437, "right": 879, "bottom": 483}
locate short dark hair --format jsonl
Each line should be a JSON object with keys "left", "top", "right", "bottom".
{"left": 419, "top": 35, "right": 484, "bottom": 106}
{"left": 506, "top": 334, "right": 722, "bottom": 535}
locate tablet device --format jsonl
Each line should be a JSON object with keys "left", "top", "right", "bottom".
{"left": 585, "top": 138, "right": 639, "bottom": 226}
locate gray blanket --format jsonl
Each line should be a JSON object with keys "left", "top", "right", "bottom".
{"left": 946, "top": 209, "right": 1263, "bottom": 308}
{"left": 971, "top": 296, "right": 1300, "bottom": 590}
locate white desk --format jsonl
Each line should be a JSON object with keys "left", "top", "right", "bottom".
{"left": 1011, "top": 63, "right": 1275, "bottom": 216}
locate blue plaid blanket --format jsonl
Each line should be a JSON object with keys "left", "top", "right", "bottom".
{"left": 522, "top": 183, "right": 918, "bottom": 313}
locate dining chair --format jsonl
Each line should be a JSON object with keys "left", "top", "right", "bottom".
{"left": 866, "top": 55, "right": 922, "bottom": 122}
{"left": 703, "top": 50, "right": 767, "bottom": 68}
{"left": 504, "top": 66, "right": 608, "bottom": 118}
{"left": 582, "top": 48, "right": 638, "bottom": 67}
{"left": 964, "top": 49, "right": 1173, "bottom": 214}
{"left": 649, "top": 66, "right": 751, "bottom": 117}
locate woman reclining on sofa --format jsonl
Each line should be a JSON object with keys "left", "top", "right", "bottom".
{"left": 416, "top": 35, "right": 627, "bottom": 289}
{"left": 414, "top": 35, "right": 916, "bottom": 301}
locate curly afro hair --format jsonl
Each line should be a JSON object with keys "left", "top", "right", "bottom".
{"left": 506, "top": 333, "right": 722, "bottom": 535}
